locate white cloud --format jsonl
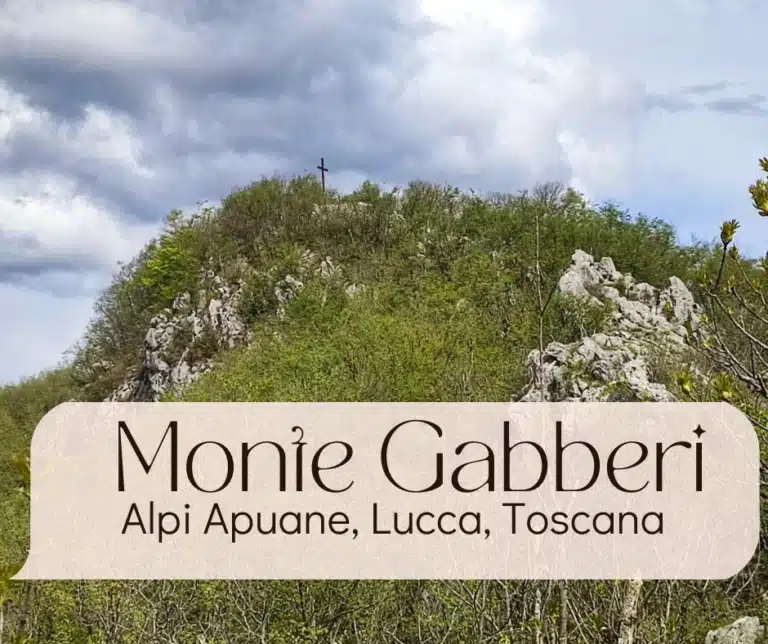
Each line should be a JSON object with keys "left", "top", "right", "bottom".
{"left": 0, "top": 80, "right": 156, "bottom": 280}
{"left": 63, "top": 104, "right": 152, "bottom": 177}
{"left": 557, "top": 131, "right": 624, "bottom": 201}
{"left": 0, "top": 84, "right": 47, "bottom": 139}
{"left": 377, "top": 0, "right": 642, "bottom": 197}
{"left": 0, "top": 0, "right": 192, "bottom": 66}
{"left": 419, "top": 0, "right": 542, "bottom": 38}
{"left": 0, "top": 172, "right": 154, "bottom": 271}
{"left": 0, "top": 81, "right": 151, "bottom": 175}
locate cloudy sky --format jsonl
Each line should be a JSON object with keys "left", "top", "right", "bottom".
{"left": 0, "top": 0, "right": 766, "bottom": 386}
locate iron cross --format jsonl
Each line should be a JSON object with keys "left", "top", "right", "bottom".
{"left": 317, "top": 157, "right": 328, "bottom": 192}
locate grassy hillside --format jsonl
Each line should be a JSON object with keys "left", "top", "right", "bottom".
{"left": 0, "top": 175, "right": 765, "bottom": 643}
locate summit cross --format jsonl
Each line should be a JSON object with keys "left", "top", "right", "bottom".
{"left": 317, "top": 157, "right": 328, "bottom": 192}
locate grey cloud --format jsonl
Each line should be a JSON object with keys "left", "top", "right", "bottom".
{"left": 0, "top": 230, "right": 111, "bottom": 279}
{"left": 0, "top": 193, "right": 151, "bottom": 288}
{"left": 2, "top": 0, "right": 764, "bottom": 301}
{"left": 647, "top": 86, "right": 767, "bottom": 116}
{"left": 0, "top": 62, "right": 148, "bottom": 122}
{"left": 0, "top": 0, "right": 432, "bottom": 238}
{"left": 0, "top": 0, "right": 427, "bottom": 117}
{"left": 0, "top": 271, "right": 108, "bottom": 299}
{"left": 0, "top": 205, "right": 129, "bottom": 290}
{"left": 0, "top": 228, "right": 42, "bottom": 253}
{"left": 678, "top": 81, "right": 732, "bottom": 95}
{"left": 644, "top": 93, "right": 695, "bottom": 113}
{"left": 704, "top": 94, "right": 767, "bottom": 115}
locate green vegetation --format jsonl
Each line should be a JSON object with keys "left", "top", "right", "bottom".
{"left": 0, "top": 170, "right": 765, "bottom": 643}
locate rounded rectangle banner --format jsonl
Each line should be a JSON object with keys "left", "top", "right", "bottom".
{"left": 13, "top": 401, "right": 759, "bottom": 580}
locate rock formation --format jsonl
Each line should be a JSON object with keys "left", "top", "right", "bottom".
{"left": 705, "top": 617, "right": 765, "bottom": 644}
{"left": 108, "top": 271, "right": 251, "bottom": 402}
{"left": 107, "top": 251, "right": 363, "bottom": 402}
{"left": 109, "top": 248, "right": 705, "bottom": 406}
{"left": 520, "top": 250, "right": 701, "bottom": 402}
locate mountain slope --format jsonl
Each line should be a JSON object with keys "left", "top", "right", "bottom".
{"left": 0, "top": 175, "right": 765, "bottom": 644}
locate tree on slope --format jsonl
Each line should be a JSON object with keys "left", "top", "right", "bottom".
{"left": 691, "top": 157, "right": 768, "bottom": 431}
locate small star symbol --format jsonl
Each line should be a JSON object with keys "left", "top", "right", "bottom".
{"left": 693, "top": 425, "right": 705, "bottom": 438}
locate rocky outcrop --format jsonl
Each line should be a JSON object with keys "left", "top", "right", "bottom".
{"left": 109, "top": 247, "right": 702, "bottom": 405}
{"left": 520, "top": 250, "right": 701, "bottom": 402}
{"left": 108, "top": 272, "right": 251, "bottom": 402}
{"left": 274, "top": 274, "right": 304, "bottom": 320}
{"left": 705, "top": 617, "right": 764, "bottom": 644}
{"left": 107, "top": 250, "right": 366, "bottom": 402}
